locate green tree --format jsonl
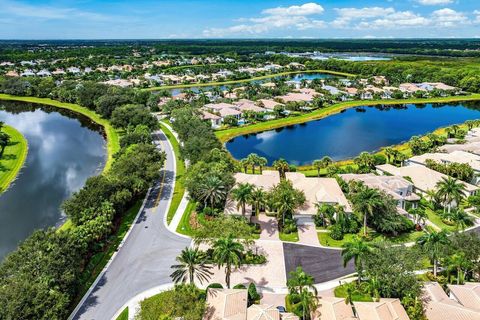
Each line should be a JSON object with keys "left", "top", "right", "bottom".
{"left": 257, "top": 157, "right": 268, "bottom": 174}
{"left": 212, "top": 236, "right": 244, "bottom": 289}
{"left": 341, "top": 237, "right": 373, "bottom": 284}
{"left": 170, "top": 247, "right": 213, "bottom": 285}
{"left": 417, "top": 230, "right": 450, "bottom": 277}
{"left": 351, "top": 185, "right": 384, "bottom": 236}
{"left": 273, "top": 158, "right": 289, "bottom": 180}
{"left": 198, "top": 176, "right": 227, "bottom": 210}
{"left": 0, "top": 131, "right": 10, "bottom": 157}
{"left": 250, "top": 187, "right": 267, "bottom": 216}
{"left": 436, "top": 176, "right": 466, "bottom": 213}
{"left": 231, "top": 182, "right": 254, "bottom": 216}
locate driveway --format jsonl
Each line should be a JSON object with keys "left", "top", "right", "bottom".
{"left": 297, "top": 223, "right": 320, "bottom": 246}
{"left": 283, "top": 243, "right": 355, "bottom": 283}
{"left": 70, "top": 130, "right": 191, "bottom": 320}
{"left": 253, "top": 214, "right": 279, "bottom": 240}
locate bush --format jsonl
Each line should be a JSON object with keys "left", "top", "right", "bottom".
{"left": 233, "top": 284, "right": 246, "bottom": 289}
{"left": 330, "top": 224, "right": 344, "bottom": 240}
{"left": 242, "top": 251, "right": 267, "bottom": 265}
{"left": 282, "top": 218, "right": 298, "bottom": 234}
{"left": 248, "top": 283, "right": 261, "bottom": 305}
{"left": 206, "top": 283, "right": 223, "bottom": 290}
{"left": 373, "top": 154, "right": 387, "bottom": 165}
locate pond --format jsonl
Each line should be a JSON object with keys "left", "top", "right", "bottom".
{"left": 169, "top": 72, "right": 334, "bottom": 96}
{"left": 0, "top": 101, "right": 107, "bottom": 259}
{"left": 226, "top": 102, "right": 480, "bottom": 166}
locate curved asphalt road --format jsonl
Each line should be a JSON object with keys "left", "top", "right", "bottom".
{"left": 70, "top": 130, "right": 191, "bottom": 320}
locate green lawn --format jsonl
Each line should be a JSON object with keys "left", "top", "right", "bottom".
{"left": 143, "top": 69, "right": 354, "bottom": 91}
{"left": 115, "top": 307, "right": 128, "bottom": 320}
{"left": 0, "top": 125, "right": 28, "bottom": 193}
{"left": 425, "top": 208, "right": 457, "bottom": 231}
{"left": 73, "top": 201, "right": 142, "bottom": 306}
{"left": 279, "top": 230, "right": 299, "bottom": 242}
{"left": 215, "top": 94, "right": 480, "bottom": 144}
{"left": 0, "top": 94, "right": 120, "bottom": 172}
{"left": 159, "top": 122, "right": 186, "bottom": 225}
{"left": 334, "top": 284, "right": 373, "bottom": 302}
{"left": 176, "top": 201, "right": 197, "bottom": 236}
{"left": 318, "top": 230, "right": 425, "bottom": 248}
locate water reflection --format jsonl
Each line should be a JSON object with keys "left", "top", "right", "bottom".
{"left": 0, "top": 102, "right": 106, "bottom": 259}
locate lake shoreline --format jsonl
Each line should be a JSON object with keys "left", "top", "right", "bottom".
{"left": 0, "top": 125, "right": 28, "bottom": 194}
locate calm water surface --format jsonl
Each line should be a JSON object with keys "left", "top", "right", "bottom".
{"left": 226, "top": 103, "right": 480, "bottom": 166}
{"left": 0, "top": 102, "right": 106, "bottom": 259}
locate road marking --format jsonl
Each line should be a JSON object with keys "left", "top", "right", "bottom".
{"left": 154, "top": 132, "right": 168, "bottom": 208}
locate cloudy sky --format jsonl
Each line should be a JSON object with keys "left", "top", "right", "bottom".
{"left": 1, "top": 0, "right": 480, "bottom": 39}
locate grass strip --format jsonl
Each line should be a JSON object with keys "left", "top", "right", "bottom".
{"left": 176, "top": 201, "right": 197, "bottom": 236}
{"left": 0, "top": 94, "right": 120, "bottom": 172}
{"left": 115, "top": 307, "right": 129, "bottom": 320}
{"left": 143, "top": 69, "right": 354, "bottom": 91}
{"left": 0, "top": 125, "right": 28, "bottom": 193}
{"left": 159, "top": 122, "right": 186, "bottom": 224}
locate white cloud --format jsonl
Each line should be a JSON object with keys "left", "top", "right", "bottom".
{"left": 416, "top": 0, "right": 453, "bottom": 5}
{"left": 262, "top": 3, "right": 324, "bottom": 16}
{"left": 431, "top": 8, "right": 468, "bottom": 27}
{"left": 474, "top": 10, "right": 480, "bottom": 23}
{"left": 332, "top": 7, "right": 395, "bottom": 28}
{"left": 203, "top": 2, "right": 325, "bottom": 37}
{"left": 357, "top": 10, "right": 430, "bottom": 29}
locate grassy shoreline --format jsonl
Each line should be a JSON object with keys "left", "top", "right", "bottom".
{"left": 0, "top": 94, "right": 120, "bottom": 172}
{"left": 216, "top": 94, "right": 480, "bottom": 144}
{"left": 0, "top": 125, "right": 28, "bottom": 193}
{"left": 142, "top": 69, "right": 355, "bottom": 91}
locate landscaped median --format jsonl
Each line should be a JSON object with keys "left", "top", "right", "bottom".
{"left": 0, "top": 125, "right": 28, "bottom": 193}
{"left": 158, "top": 121, "right": 187, "bottom": 225}
{"left": 142, "top": 69, "right": 355, "bottom": 92}
{"left": 0, "top": 94, "right": 120, "bottom": 171}
{"left": 215, "top": 94, "right": 480, "bottom": 144}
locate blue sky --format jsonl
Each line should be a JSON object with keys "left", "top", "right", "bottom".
{"left": 2, "top": 0, "right": 480, "bottom": 39}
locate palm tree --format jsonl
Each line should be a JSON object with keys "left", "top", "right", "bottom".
{"left": 352, "top": 186, "right": 384, "bottom": 236}
{"left": 341, "top": 237, "right": 373, "bottom": 284}
{"left": 250, "top": 187, "right": 267, "bottom": 216}
{"left": 445, "top": 126, "right": 453, "bottom": 138}
{"left": 273, "top": 158, "right": 289, "bottom": 180}
{"left": 199, "top": 176, "right": 227, "bottom": 210}
{"left": 312, "top": 159, "right": 323, "bottom": 177}
{"left": 384, "top": 147, "right": 395, "bottom": 164}
{"left": 287, "top": 267, "right": 318, "bottom": 320}
{"left": 409, "top": 207, "right": 427, "bottom": 228}
{"left": 320, "top": 156, "right": 332, "bottom": 170}
{"left": 436, "top": 177, "right": 466, "bottom": 213}
{"left": 247, "top": 153, "right": 260, "bottom": 174}
{"left": 212, "top": 236, "right": 244, "bottom": 289}
{"left": 448, "top": 208, "right": 474, "bottom": 231}
{"left": 257, "top": 157, "right": 267, "bottom": 174}
{"left": 231, "top": 183, "right": 254, "bottom": 216}
{"left": 446, "top": 252, "right": 470, "bottom": 284}
{"left": 240, "top": 158, "right": 249, "bottom": 173}
{"left": 417, "top": 230, "right": 450, "bottom": 277}
{"left": 170, "top": 247, "right": 213, "bottom": 285}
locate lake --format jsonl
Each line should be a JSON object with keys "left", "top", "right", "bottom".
{"left": 169, "top": 72, "right": 334, "bottom": 96}
{"left": 0, "top": 101, "right": 107, "bottom": 259}
{"left": 226, "top": 102, "right": 480, "bottom": 166}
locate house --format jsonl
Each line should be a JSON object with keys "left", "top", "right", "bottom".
{"left": 36, "top": 69, "right": 52, "bottom": 77}
{"left": 225, "top": 171, "right": 352, "bottom": 223}
{"left": 257, "top": 99, "right": 284, "bottom": 111}
{"left": 5, "top": 70, "right": 19, "bottom": 77}
{"left": 67, "top": 67, "right": 81, "bottom": 74}
{"left": 315, "top": 297, "right": 409, "bottom": 320}
{"left": 407, "top": 151, "right": 480, "bottom": 183}
{"left": 375, "top": 164, "right": 478, "bottom": 197}
{"left": 423, "top": 282, "right": 480, "bottom": 320}
{"left": 372, "top": 75, "right": 389, "bottom": 86}
{"left": 20, "top": 69, "right": 35, "bottom": 77}
{"left": 447, "top": 283, "right": 480, "bottom": 311}
{"left": 52, "top": 69, "right": 66, "bottom": 75}
{"left": 102, "top": 79, "right": 134, "bottom": 87}
{"left": 322, "top": 85, "right": 341, "bottom": 95}
{"left": 440, "top": 142, "right": 480, "bottom": 156}
{"left": 260, "top": 82, "right": 276, "bottom": 88}
{"left": 287, "top": 62, "right": 305, "bottom": 70}
{"left": 344, "top": 87, "right": 358, "bottom": 97}
{"left": 204, "top": 288, "right": 299, "bottom": 320}
{"left": 340, "top": 173, "right": 420, "bottom": 213}
{"left": 201, "top": 111, "right": 222, "bottom": 128}
{"left": 399, "top": 83, "right": 426, "bottom": 94}
{"left": 235, "top": 99, "right": 268, "bottom": 113}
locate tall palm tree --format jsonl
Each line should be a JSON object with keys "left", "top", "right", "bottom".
{"left": 212, "top": 236, "right": 244, "bottom": 289}
{"left": 250, "top": 187, "right": 267, "bottom": 216}
{"left": 287, "top": 267, "right": 318, "bottom": 320}
{"left": 446, "top": 252, "right": 470, "bottom": 285}
{"left": 436, "top": 176, "right": 466, "bottom": 213}
{"left": 257, "top": 157, "right": 267, "bottom": 174}
{"left": 240, "top": 158, "right": 249, "bottom": 173}
{"left": 199, "top": 176, "right": 227, "bottom": 210}
{"left": 320, "top": 156, "right": 333, "bottom": 170}
{"left": 170, "top": 247, "right": 213, "bottom": 285}
{"left": 417, "top": 230, "right": 450, "bottom": 277}
{"left": 384, "top": 147, "right": 394, "bottom": 164}
{"left": 231, "top": 182, "right": 254, "bottom": 216}
{"left": 448, "top": 208, "right": 474, "bottom": 231}
{"left": 312, "top": 159, "right": 323, "bottom": 177}
{"left": 341, "top": 237, "right": 373, "bottom": 284}
{"left": 273, "top": 158, "right": 289, "bottom": 180}
{"left": 247, "top": 153, "right": 260, "bottom": 174}
{"left": 352, "top": 186, "right": 384, "bottom": 236}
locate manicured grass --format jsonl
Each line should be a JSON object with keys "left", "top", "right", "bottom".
{"left": 115, "top": 307, "right": 128, "bottom": 320}
{"left": 73, "top": 201, "right": 142, "bottom": 306}
{"left": 318, "top": 230, "right": 425, "bottom": 248}
{"left": 216, "top": 94, "right": 480, "bottom": 144}
{"left": 143, "top": 69, "right": 354, "bottom": 91}
{"left": 159, "top": 122, "right": 186, "bottom": 225}
{"left": 176, "top": 201, "right": 197, "bottom": 236}
{"left": 0, "top": 94, "right": 120, "bottom": 172}
{"left": 279, "top": 230, "right": 299, "bottom": 242}
{"left": 0, "top": 125, "right": 28, "bottom": 193}
{"left": 334, "top": 284, "right": 373, "bottom": 302}
{"left": 425, "top": 208, "right": 457, "bottom": 231}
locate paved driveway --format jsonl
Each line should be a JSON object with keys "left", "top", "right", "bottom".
{"left": 70, "top": 131, "right": 190, "bottom": 320}
{"left": 283, "top": 243, "right": 355, "bottom": 283}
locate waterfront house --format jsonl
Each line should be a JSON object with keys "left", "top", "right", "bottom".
{"left": 340, "top": 173, "right": 420, "bottom": 213}
{"left": 201, "top": 111, "right": 222, "bottom": 128}
{"left": 375, "top": 164, "right": 478, "bottom": 197}
{"left": 257, "top": 99, "right": 285, "bottom": 111}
